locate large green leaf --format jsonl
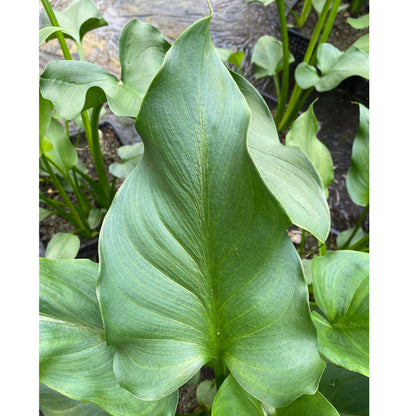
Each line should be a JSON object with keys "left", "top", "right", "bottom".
{"left": 251, "top": 35, "right": 294, "bottom": 79}
{"left": 274, "top": 391, "right": 339, "bottom": 415}
{"left": 40, "top": 383, "right": 110, "bottom": 416}
{"left": 39, "top": 258, "right": 178, "bottom": 416}
{"left": 311, "top": 251, "right": 369, "bottom": 376}
{"left": 211, "top": 375, "right": 266, "bottom": 416}
{"left": 295, "top": 43, "right": 369, "bottom": 92}
{"left": 319, "top": 362, "right": 369, "bottom": 416}
{"left": 40, "top": 19, "right": 170, "bottom": 120}
{"left": 42, "top": 118, "right": 78, "bottom": 172}
{"left": 346, "top": 104, "right": 369, "bottom": 207}
{"left": 40, "top": 0, "right": 107, "bottom": 46}
{"left": 231, "top": 72, "right": 330, "bottom": 242}
{"left": 97, "top": 15, "right": 324, "bottom": 408}
{"left": 285, "top": 101, "right": 334, "bottom": 197}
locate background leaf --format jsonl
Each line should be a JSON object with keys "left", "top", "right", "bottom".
{"left": 40, "top": 19, "right": 170, "bottom": 120}
{"left": 295, "top": 43, "right": 369, "bottom": 92}
{"left": 231, "top": 71, "right": 330, "bottom": 242}
{"left": 346, "top": 104, "right": 369, "bottom": 206}
{"left": 211, "top": 375, "right": 265, "bottom": 416}
{"left": 43, "top": 118, "right": 78, "bottom": 172}
{"left": 196, "top": 380, "right": 217, "bottom": 408}
{"left": 311, "top": 251, "right": 369, "bottom": 376}
{"left": 274, "top": 391, "right": 339, "bottom": 415}
{"left": 109, "top": 142, "right": 144, "bottom": 178}
{"left": 251, "top": 35, "right": 294, "bottom": 79}
{"left": 319, "top": 362, "right": 369, "bottom": 416}
{"left": 40, "top": 207, "right": 53, "bottom": 222}
{"left": 44, "top": 233, "right": 80, "bottom": 259}
{"left": 346, "top": 14, "right": 369, "bottom": 29}
{"left": 336, "top": 227, "right": 365, "bottom": 250}
{"left": 39, "top": 91, "right": 53, "bottom": 156}
{"left": 40, "top": 0, "right": 107, "bottom": 45}
{"left": 98, "top": 15, "right": 324, "bottom": 408}
{"left": 39, "top": 258, "right": 178, "bottom": 416}
{"left": 286, "top": 100, "right": 334, "bottom": 197}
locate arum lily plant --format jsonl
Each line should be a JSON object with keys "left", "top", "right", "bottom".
{"left": 250, "top": 0, "right": 369, "bottom": 132}
{"left": 39, "top": 2, "right": 369, "bottom": 415}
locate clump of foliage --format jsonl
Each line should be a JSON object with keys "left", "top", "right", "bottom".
{"left": 39, "top": 1, "right": 369, "bottom": 415}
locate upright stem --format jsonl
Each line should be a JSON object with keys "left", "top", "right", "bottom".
{"left": 89, "top": 104, "right": 111, "bottom": 202}
{"left": 274, "top": 0, "right": 290, "bottom": 124}
{"left": 312, "top": 0, "right": 342, "bottom": 63}
{"left": 41, "top": 0, "right": 72, "bottom": 61}
{"left": 41, "top": 155, "right": 88, "bottom": 235}
{"left": 277, "top": 0, "right": 333, "bottom": 132}
{"left": 41, "top": 0, "right": 99, "bottom": 202}
{"left": 212, "top": 358, "right": 227, "bottom": 390}
{"left": 340, "top": 204, "right": 369, "bottom": 249}
{"left": 299, "top": 228, "right": 306, "bottom": 258}
{"left": 297, "top": 0, "right": 312, "bottom": 27}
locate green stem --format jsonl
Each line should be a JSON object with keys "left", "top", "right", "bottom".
{"left": 277, "top": 0, "right": 333, "bottom": 132}
{"left": 312, "top": 0, "right": 342, "bottom": 63}
{"left": 348, "top": 233, "right": 369, "bottom": 252}
{"left": 76, "top": 41, "right": 85, "bottom": 61}
{"left": 319, "top": 242, "right": 327, "bottom": 256}
{"left": 350, "top": 0, "right": 364, "bottom": 13}
{"left": 340, "top": 204, "right": 369, "bottom": 249}
{"left": 274, "top": 0, "right": 290, "bottom": 124}
{"left": 89, "top": 104, "right": 112, "bottom": 203}
{"left": 41, "top": 155, "right": 88, "bottom": 235}
{"left": 212, "top": 358, "right": 227, "bottom": 390}
{"left": 40, "top": 0, "right": 72, "bottom": 60}
{"left": 46, "top": 157, "right": 91, "bottom": 220}
{"left": 299, "top": 228, "right": 306, "bottom": 258}
{"left": 272, "top": 74, "right": 281, "bottom": 103}
{"left": 297, "top": 0, "right": 313, "bottom": 27}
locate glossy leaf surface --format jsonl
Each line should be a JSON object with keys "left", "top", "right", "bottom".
{"left": 40, "top": 19, "right": 170, "bottom": 120}
{"left": 231, "top": 72, "right": 330, "bottom": 242}
{"left": 311, "top": 251, "right": 369, "bottom": 376}
{"left": 211, "top": 375, "right": 265, "bottom": 416}
{"left": 40, "top": 383, "right": 110, "bottom": 416}
{"left": 286, "top": 101, "right": 334, "bottom": 197}
{"left": 295, "top": 43, "right": 369, "bottom": 92}
{"left": 319, "top": 362, "right": 369, "bottom": 416}
{"left": 251, "top": 35, "right": 294, "bottom": 79}
{"left": 98, "top": 15, "right": 324, "bottom": 408}
{"left": 274, "top": 391, "right": 339, "bottom": 415}
{"left": 39, "top": 258, "right": 178, "bottom": 416}
{"left": 346, "top": 104, "right": 369, "bottom": 207}
{"left": 40, "top": 0, "right": 107, "bottom": 45}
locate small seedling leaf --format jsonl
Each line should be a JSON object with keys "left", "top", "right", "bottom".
{"left": 295, "top": 43, "right": 369, "bottom": 92}
{"left": 286, "top": 101, "right": 334, "bottom": 196}
{"left": 197, "top": 380, "right": 217, "bottom": 408}
{"left": 44, "top": 233, "right": 80, "bottom": 259}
